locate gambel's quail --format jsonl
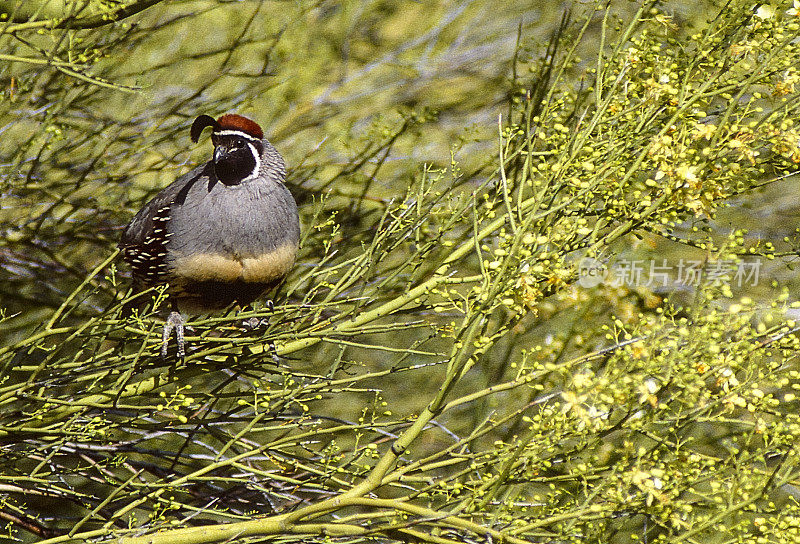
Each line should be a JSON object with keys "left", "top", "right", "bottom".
{"left": 120, "top": 114, "right": 300, "bottom": 357}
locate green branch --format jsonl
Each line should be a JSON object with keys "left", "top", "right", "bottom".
{"left": 0, "top": 0, "right": 164, "bottom": 30}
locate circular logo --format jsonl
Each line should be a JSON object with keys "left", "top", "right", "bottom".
{"left": 577, "top": 257, "right": 607, "bottom": 288}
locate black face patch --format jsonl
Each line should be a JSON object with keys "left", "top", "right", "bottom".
{"left": 212, "top": 136, "right": 260, "bottom": 185}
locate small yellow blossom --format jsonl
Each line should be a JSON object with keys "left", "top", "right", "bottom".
{"left": 692, "top": 122, "right": 716, "bottom": 140}
{"left": 755, "top": 5, "right": 774, "bottom": 19}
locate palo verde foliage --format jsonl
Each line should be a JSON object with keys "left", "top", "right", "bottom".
{"left": 3, "top": 1, "right": 800, "bottom": 543}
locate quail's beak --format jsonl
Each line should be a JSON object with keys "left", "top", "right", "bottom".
{"left": 213, "top": 145, "right": 229, "bottom": 163}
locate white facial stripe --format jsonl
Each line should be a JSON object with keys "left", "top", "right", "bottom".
{"left": 214, "top": 129, "right": 260, "bottom": 141}
{"left": 239, "top": 142, "right": 261, "bottom": 183}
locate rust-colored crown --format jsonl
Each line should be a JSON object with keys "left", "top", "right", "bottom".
{"left": 216, "top": 114, "right": 263, "bottom": 140}
{"left": 190, "top": 113, "right": 264, "bottom": 143}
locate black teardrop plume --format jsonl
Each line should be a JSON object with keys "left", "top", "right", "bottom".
{"left": 190, "top": 114, "right": 218, "bottom": 143}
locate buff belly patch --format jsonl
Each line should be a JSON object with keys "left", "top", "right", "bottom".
{"left": 171, "top": 244, "right": 297, "bottom": 284}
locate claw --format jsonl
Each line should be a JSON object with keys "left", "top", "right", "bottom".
{"left": 162, "top": 311, "right": 186, "bottom": 359}
{"left": 243, "top": 316, "right": 261, "bottom": 330}
{"left": 242, "top": 316, "right": 271, "bottom": 331}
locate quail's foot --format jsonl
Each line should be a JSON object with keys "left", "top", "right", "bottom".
{"left": 241, "top": 316, "right": 270, "bottom": 331}
{"left": 240, "top": 300, "right": 275, "bottom": 331}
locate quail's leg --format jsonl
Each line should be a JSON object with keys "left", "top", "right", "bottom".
{"left": 162, "top": 311, "right": 186, "bottom": 359}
